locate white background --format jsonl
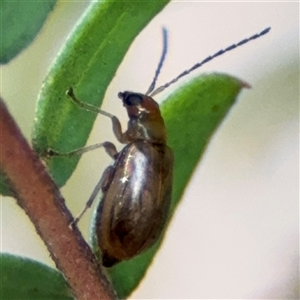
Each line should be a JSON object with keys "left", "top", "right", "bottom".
{"left": 1, "top": 1, "right": 299, "bottom": 299}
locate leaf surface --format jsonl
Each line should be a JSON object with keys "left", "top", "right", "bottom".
{"left": 0, "top": 253, "right": 72, "bottom": 300}
{"left": 1, "top": 1, "right": 57, "bottom": 64}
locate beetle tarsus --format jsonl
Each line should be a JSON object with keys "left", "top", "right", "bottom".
{"left": 47, "top": 149, "right": 60, "bottom": 157}
{"left": 66, "top": 87, "right": 74, "bottom": 98}
{"left": 69, "top": 218, "right": 78, "bottom": 229}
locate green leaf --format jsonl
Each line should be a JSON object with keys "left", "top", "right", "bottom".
{"left": 106, "top": 73, "right": 246, "bottom": 298}
{"left": 31, "top": 0, "right": 170, "bottom": 188}
{"left": 0, "top": 253, "right": 72, "bottom": 300}
{"left": 0, "top": 171, "right": 12, "bottom": 196}
{"left": 0, "top": 0, "right": 57, "bottom": 64}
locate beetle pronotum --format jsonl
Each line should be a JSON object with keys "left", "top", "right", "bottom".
{"left": 50, "top": 27, "right": 271, "bottom": 267}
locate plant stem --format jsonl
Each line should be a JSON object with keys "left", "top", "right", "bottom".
{"left": 0, "top": 98, "right": 116, "bottom": 300}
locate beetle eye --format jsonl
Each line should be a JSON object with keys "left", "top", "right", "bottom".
{"left": 124, "top": 94, "right": 143, "bottom": 106}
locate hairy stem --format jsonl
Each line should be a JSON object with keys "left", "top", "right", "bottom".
{"left": 0, "top": 98, "right": 116, "bottom": 300}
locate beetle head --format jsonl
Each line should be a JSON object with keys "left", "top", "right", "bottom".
{"left": 118, "top": 91, "right": 166, "bottom": 144}
{"left": 118, "top": 91, "right": 161, "bottom": 120}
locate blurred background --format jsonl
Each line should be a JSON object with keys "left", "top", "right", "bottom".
{"left": 1, "top": 1, "right": 298, "bottom": 299}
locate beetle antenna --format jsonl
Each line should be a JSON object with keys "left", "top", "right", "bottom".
{"left": 146, "top": 27, "right": 168, "bottom": 95}
{"left": 150, "top": 27, "right": 271, "bottom": 97}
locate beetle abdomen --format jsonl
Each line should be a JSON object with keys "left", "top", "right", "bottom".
{"left": 95, "top": 140, "right": 173, "bottom": 267}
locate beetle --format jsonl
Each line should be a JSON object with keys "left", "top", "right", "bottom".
{"left": 49, "top": 27, "right": 271, "bottom": 267}
{"left": 64, "top": 88, "right": 174, "bottom": 267}
{"left": 95, "top": 91, "right": 173, "bottom": 267}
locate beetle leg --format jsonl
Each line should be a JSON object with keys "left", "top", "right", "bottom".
{"left": 66, "top": 87, "right": 114, "bottom": 118}
{"left": 71, "top": 165, "right": 115, "bottom": 226}
{"left": 110, "top": 116, "right": 130, "bottom": 144}
{"left": 48, "top": 141, "right": 118, "bottom": 160}
{"left": 102, "top": 142, "right": 118, "bottom": 159}
{"left": 66, "top": 87, "right": 129, "bottom": 144}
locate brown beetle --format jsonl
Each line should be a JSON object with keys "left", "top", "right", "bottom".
{"left": 95, "top": 91, "right": 173, "bottom": 267}
{"left": 62, "top": 87, "right": 174, "bottom": 267}
{"left": 50, "top": 27, "right": 270, "bottom": 267}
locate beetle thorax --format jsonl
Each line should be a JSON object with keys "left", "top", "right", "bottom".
{"left": 118, "top": 91, "right": 167, "bottom": 144}
{"left": 126, "top": 116, "right": 167, "bottom": 144}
